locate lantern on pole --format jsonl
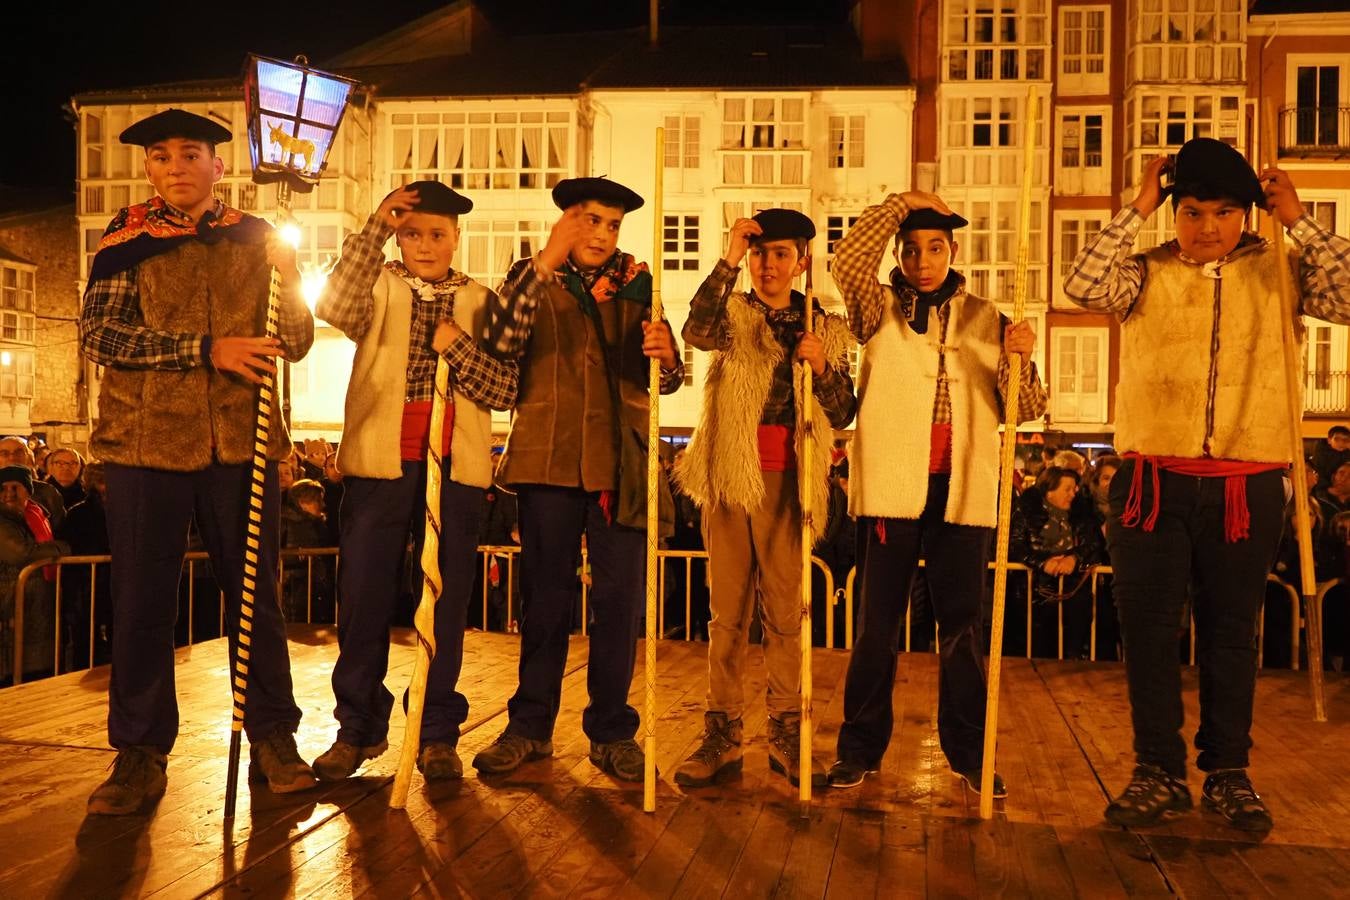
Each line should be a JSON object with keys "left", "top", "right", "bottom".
{"left": 222, "top": 53, "right": 357, "bottom": 821}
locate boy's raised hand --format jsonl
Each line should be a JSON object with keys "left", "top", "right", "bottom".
{"left": 1260, "top": 167, "right": 1305, "bottom": 228}
{"left": 537, "top": 205, "right": 589, "bottom": 273}
{"left": 376, "top": 186, "right": 421, "bottom": 228}
{"left": 1130, "top": 155, "right": 1173, "bottom": 218}
{"left": 723, "top": 217, "right": 763, "bottom": 268}
{"left": 896, "top": 191, "right": 953, "bottom": 217}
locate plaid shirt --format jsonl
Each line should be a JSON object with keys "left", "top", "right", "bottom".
{"left": 80, "top": 199, "right": 313, "bottom": 369}
{"left": 1063, "top": 206, "right": 1350, "bottom": 323}
{"left": 488, "top": 257, "right": 684, "bottom": 394}
{"left": 684, "top": 259, "right": 857, "bottom": 428}
{"left": 317, "top": 215, "right": 517, "bottom": 408}
{"left": 832, "top": 194, "right": 1047, "bottom": 424}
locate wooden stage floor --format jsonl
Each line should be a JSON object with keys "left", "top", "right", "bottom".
{"left": 1, "top": 627, "right": 1348, "bottom": 898}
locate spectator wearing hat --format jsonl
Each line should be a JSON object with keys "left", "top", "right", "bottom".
{"left": 0, "top": 436, "right": 65, "bottom": 531}
{"left": 0, "top": 465, "right": 69, "bottom": 682}
{"left": 1065, "top": 137, "right": 1350, "bottom": 833}
{"left": 476, "top": 177, "right": 683, "bottom": 781}
{"left": 826, "top": 191, "right": 1047, "bottom": 796}
{"left": 312, "top": 181, "right": 517, "bottom": 783}
{"left": 78, "top": 108, "right": 318, "bottom": 815}
{"left": 672, "top": 208, "right": 856, "bottom": 789}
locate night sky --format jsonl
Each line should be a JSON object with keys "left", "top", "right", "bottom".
{"left": 2, "top": 0, "right": 848, "bottom": 196}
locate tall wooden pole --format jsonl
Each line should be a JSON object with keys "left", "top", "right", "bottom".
{"left": 644, "top": 127, "right": 665, "bottom": 813}
{"left": 1262, "top": 99, "right": 1326, "bottom": 722}
{"left": 798, "top": 272, "right": 816, "bottom": 817}
{"left": 391, "top": 353, "right": 450, "bottom": 808}
{"left": 224, "top": 180, "right": 292, "bottom": 820}
{"left": 979, "top": 85, "right": 1039, "bottom": 820}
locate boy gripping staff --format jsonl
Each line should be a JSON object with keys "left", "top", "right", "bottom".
{"left": 828, "top": 193, "right": 1046, "bottom": 796}
{"left": 673, "top": 209, "right": 857, "bottom": 788}
{"left": 1065, "top": 138, "right": 1350, "bottom": 833}
{"left": 313, "top": 181, "right": 518, "bottom": 782}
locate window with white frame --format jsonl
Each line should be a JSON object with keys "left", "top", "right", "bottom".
{"left": 1059, "top": 6, "right": 1108, "bottom": 92}
{"left": 942, "top": 93, "right": 1047, "bottom": 187}
{"left": 682, "top": 346, "right": 695, "bottom": 387}
{"left": 1054, "top": 212, "right": 1107, "bottom": 305}
{"left": 664, "top": 115, "right": 701, "bottom": 169}
{"left": 1307, "top": 199, "right": 1339, "bottom": 233}
{"left": 721, "top": 97, "right": 807, "bottom": 187}
{"left": 0, "top": 349, "right": 35, "bottom": 399}
{"left": 960, "top": 196, "right": 1045, "bottom": 302}
{"left": 1056, "top": 110, "right": 1109, "bottom": 195}
{"left": 1124, "top": 92, "right": 1242, "bottom": 188}
{"left": 828, "top": 115, "right": 865, "bottom": 169}
{"left": 1051, "top": 327, "right": 1108, "bottom": 423}
{"left": 825, "top": 214, "right": 860, "bottom": 272}
{"left": 388, "top": 110, "right": 572, "bottom": 191}
{"left": 945, "top": 0, "right": 1049, "bottom": 82}
{"left": 662, "top": 215, "right": 700, "bottom": 272}
{"left": 1126, "top": 0, "right": 1244, "bottom": 84}
{"left": 1303, "top": 320, "right": 1348, "bottom": 414}
{"left": 460, "top": 220, "right": 548, "bottom": 288}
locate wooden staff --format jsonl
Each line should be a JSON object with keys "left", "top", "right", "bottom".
{"left": 391, "top": 353, "right": 450, "bottom": 808}
{"left": 798, "top": 269, "right": 817, "bottom": 817}
{"left": 1262, "top": 99, "right": 1326, "bottom": 722}
{"left": 644, "top": 127, "right": 664, "bottom": 814}
{"left": 979, "top": 84, "right": 1039, "bottom": 820}
{"left": 223, "top": 181, "right": 292, "bottom": 820}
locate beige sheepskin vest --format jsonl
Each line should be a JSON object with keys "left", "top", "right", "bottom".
{"left": 849, "top": 289, "right": 1003, "bottom": 526}
{"left": 1115, "top": 243, "right": 1301, "bottom": 463}
{"left": 674, "top": 295, "right": 852, "bottom": 542}
{"left": 335, "top": 269, "right": 495, "bottom": 488}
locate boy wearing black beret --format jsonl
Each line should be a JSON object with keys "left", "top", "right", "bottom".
{"left": 827, "top": 191, "right": 1046, "bottom": 796}
{"left": 476, "top": 177, "right": 683, "bottom": 781}
{"left": 1065, "top": 138, "right": 1350, "bottom": 833}
{"left": 313, "top": 181, "right": 518, "bottom": 782}
{"left": 673, "top": 208, "right": 856, "bottom": 788}
{"left": 80, "top": 108, "right": 317, "bottom": 814}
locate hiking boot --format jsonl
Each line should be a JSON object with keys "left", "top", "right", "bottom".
{"left": 957, "top": 768, "right": 1009, "bottom": 799}
{"left": 1203, "top": 769, "right": 1273, "bottom": 833}
{"left": 417, "top": 742, "right": 463, "bottom": 781}
{"left": 248, "top": 729, "right": 318, "bottom": 793}
{"left": 87, "top": 746, "right": 168, "bottom": 816}
{"left": 674, "top": 712, "right": 744, "bottom": 788}
{"left": 590, "top": 738, "right": 647, "bottom": 782}
{"left": 471, "top": 732, "right": 553, "bottom": 775}
{"left": 312, "top": 738, "right": 389, "bottom": 781}
{"left": 827, "top": 759, "right": 877, "bottom": 789}
{"left": 767, "top": 716, "right": 828, "bottom": 788}
{"left": 1104, "top": 764, "right": 1193, "bottom": 827}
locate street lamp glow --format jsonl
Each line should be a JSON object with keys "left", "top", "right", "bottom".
{"left": 278, "top": 222, "right": 303, "bottom": 249}
{"left": 299, "top": 264, "right": 329, "bottom": 312}
{"left": 0, "top": 352, "right": 11, "bottom": 367}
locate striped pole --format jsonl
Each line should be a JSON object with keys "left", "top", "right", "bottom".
{"left": 798, "top": 276, "right": 816, "bottom": 818}
{"left": 392, "top": 354, "right": 450, "bottom": 807}
{"left": 980, "top": 84, "right": 1039, "bottom": 820}
{"left": 224, "top": 180, "right": 292, "bottom": 820}
{"left": 644, "top": 127, "right": 665, "bottom": 814}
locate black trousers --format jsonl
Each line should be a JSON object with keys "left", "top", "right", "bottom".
{"left": 333, "top": 463, "right": 484, "bottom": 748}
{"left": 1107, "top": 463, "right": 1284, "bottom": 777}
{"left": 506, "top": 485, "right": 644, "bottom": 744}
{"left": 837, "top": 475, "right": 991, "bottom": 773}
{"left": 104, "top": 461, "right": 301, "bottom": 753}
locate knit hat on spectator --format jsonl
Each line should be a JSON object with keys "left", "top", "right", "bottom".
{"left": 0, "top": 465, "right": 33, "bottom": 494}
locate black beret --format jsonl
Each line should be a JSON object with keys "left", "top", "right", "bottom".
{"left": 0, "top": 465, "right": 32, "bottom": 494}
{"left": 552, "top": 177, "right": 644, "bottom": 212}
{"left": 403, "top": 181, "right": 473, "bottom": 216}
{"left": 120, "top": 109, "right": 232, "bottom": 147}
{"left": 751, "top": 208, "right": 816, "bottom": 242}
{"left": 899, "top": 208, "right": 969, "bottom": 232}
{"left": 1172, "top": 138, "right": 1265, "bottom": 209}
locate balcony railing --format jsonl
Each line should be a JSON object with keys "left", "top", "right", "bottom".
{"left": 1279, "top": 105, "right": 1350, "bottom": 158}
{"left": 1306, "top": 370, "right": 1350, "bottom": 416}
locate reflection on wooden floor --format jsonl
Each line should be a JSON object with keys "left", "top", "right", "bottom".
{"left": 1, "top": 626, "right": 1347, "bottom": 898}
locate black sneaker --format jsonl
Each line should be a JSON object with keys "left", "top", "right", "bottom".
{"left": 956, "top": 769, "right": 1008, "bottom": 799}
{"left": 826, "top": 759, "right": 877, "bottom": 789}
{"left": 1202, "top": 769, "right": 1273, "bottom": 833}
{"left": 87, "top": 746, "right": 168, "bottom": 816}
{"left": 471, "top": 732, "right": 553, "bottom": 775}
{"left": 1104, "top": 764, "right": 1193, "bottom": 827}
{"left": 590, "top": 738, "right": 646, "bottom": 782}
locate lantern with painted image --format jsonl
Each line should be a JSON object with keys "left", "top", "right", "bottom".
{"left": 243, "top": 53, "right": 357, "bottom": 193}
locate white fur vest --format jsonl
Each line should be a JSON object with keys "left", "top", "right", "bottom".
{"left": 674, "top": 295, "right": 852, "bottom": 542}
{"left": 335, "top": 269, "right": 495, "bottom": 488}
{"left": 849, "top": 288, "right": 1003, "bottom": 526}
{"left": 1114, "top": 242, "right": 1301, "bottom": 463}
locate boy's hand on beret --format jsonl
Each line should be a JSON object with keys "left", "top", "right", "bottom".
{"left": 723, "top": 218, "right": 762, "bottom": 268}
{"left": 1260, "top": 167, "right": 1305, "bottom": 229}
{"left": 377, "top": 186, "right": 421, "bottom": 229}
{"left": 896, "top": 191, "right": 953, "bottom": 218}
{"left": 1130, "top": 155, "right": 1172, "bottom": 218}
{"left": 537, "top": 205, "right": 589, "bottom": 274}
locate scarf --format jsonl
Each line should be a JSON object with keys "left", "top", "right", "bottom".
{"left": 383, "top": 260, "right": 469, "bottom": 301}
{"left": 888, "top": 268, "right": 964, "bottom": 335}
{"left": 23, "top": 499, "right": 55, "bottom": 582}
{"left": 559, "top": 252, "right": 650, "bottom": 317}
{"left": 88, "top": 196, "right": 268, "bottom": 282}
